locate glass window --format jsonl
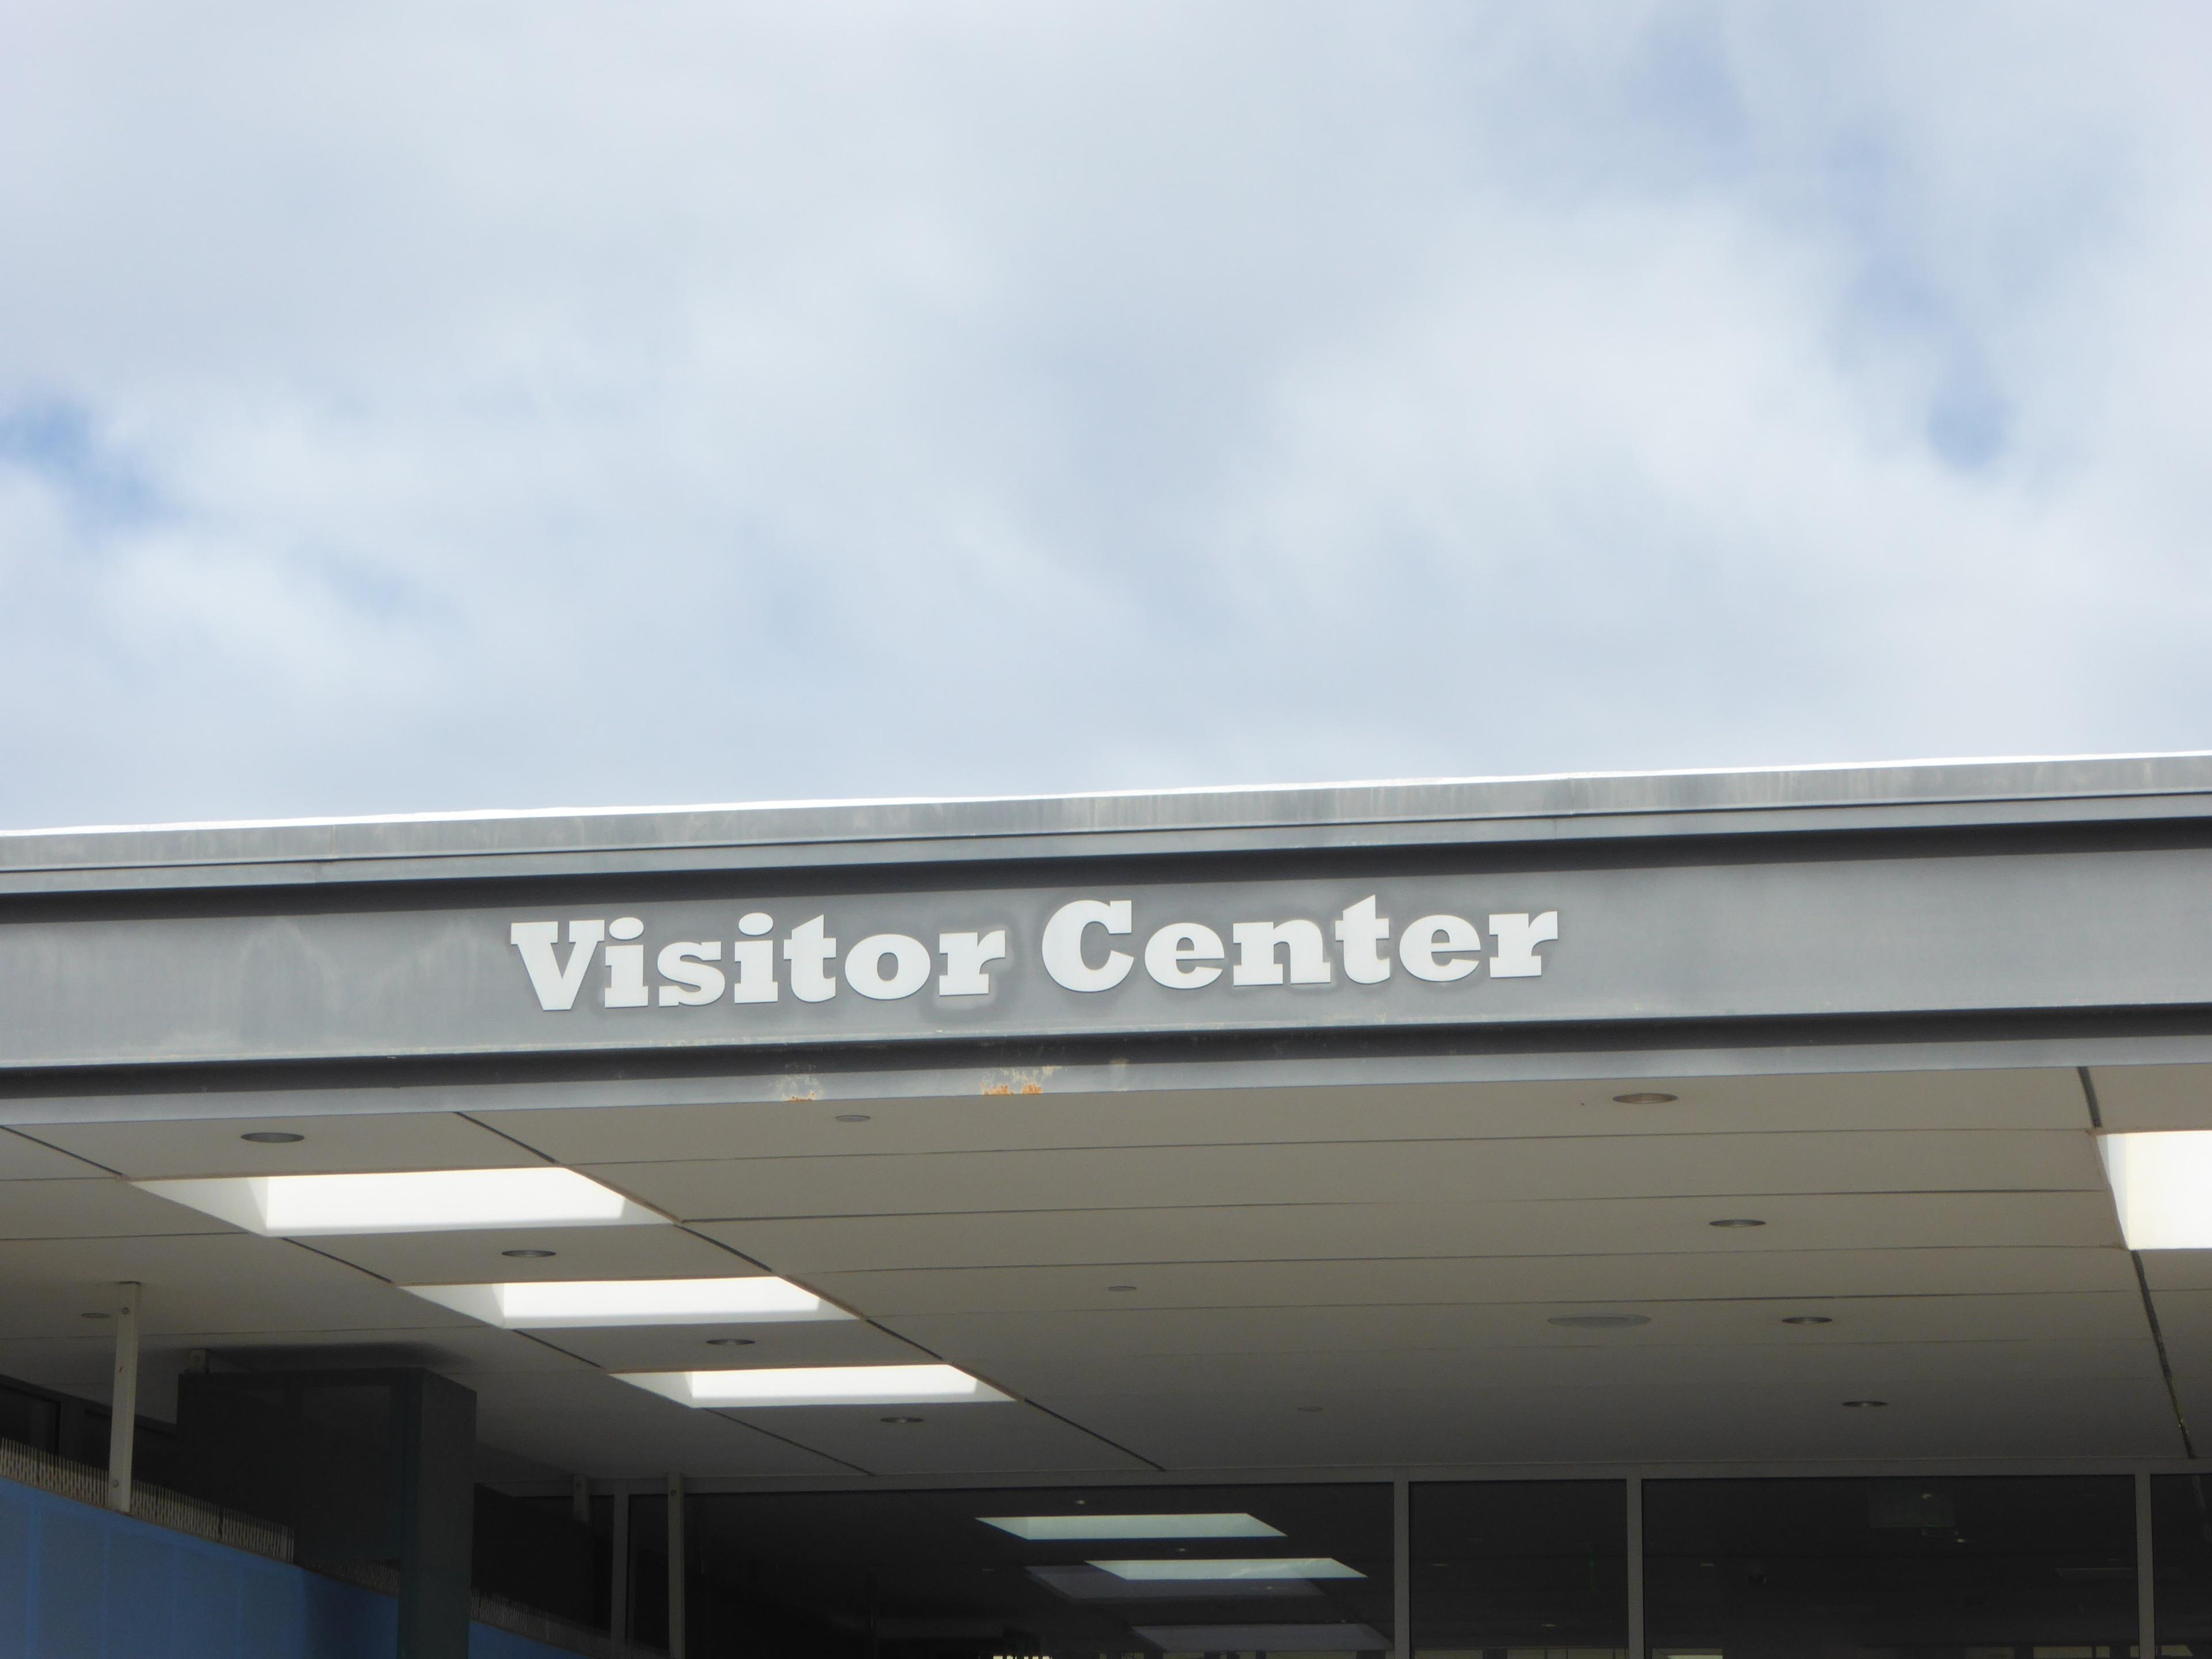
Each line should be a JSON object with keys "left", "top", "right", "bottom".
{"left": 1412, "top": 1480, "right": 1626, "bottom": 1656}
{"left": 686, "top": 1483, "right": 1394, "bottom": 1658}
{"left": 2152, "top": 1473, "right": 2212, "bottom": 1650}
{"left": 1645, "top": 1476, "right": 2137, "bottom": 1658}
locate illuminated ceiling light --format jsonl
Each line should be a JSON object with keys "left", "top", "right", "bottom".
{"left": 2100, "top": 1131, "right": 2212, "bottom": 1248}
{"left": 135, "top": 1168, "right": 660, "bottom": 1236}
{"left": 983, "top": 1514, "right": 1285, "bottom": 1541}
{"left": 618, "top": 1363, "right": 1009, "bottom": 1408}
{"left": 1090, "top": 1558, "right": 1364, "bottom": 1582}
{"left": 401, "top": 1275, "right": 848, "bottom": 1329}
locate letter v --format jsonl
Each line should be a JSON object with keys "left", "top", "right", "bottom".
{"left": 510, "top": 920, "right": 607, "bottom": 1010}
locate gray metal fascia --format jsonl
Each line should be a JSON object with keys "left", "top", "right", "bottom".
{"left": 4, "top": 753, "right": 2212, "bottom": 897}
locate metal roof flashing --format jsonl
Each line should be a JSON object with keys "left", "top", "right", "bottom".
{"left": 5, "top": 753, "right": 2212, "bottom": 895}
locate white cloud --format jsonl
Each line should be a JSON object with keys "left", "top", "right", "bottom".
{"left": 1, "top": 1, "right": 2207, "bottom": 825}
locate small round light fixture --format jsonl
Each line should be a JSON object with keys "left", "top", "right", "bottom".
{"left": 240, "top": 1130, "right": 305, "bottom": 1144}
{"left": 1842, "top": 1399, "right": 1888, "bottom": 1409}
{"left": 880, "top": 1415, "right": 924, "bottom": 1425}
{"left": 1709, "top": 1218, "right": 1766, "bottom": 1229}
{"left": 501, "top": 1248, "right": 557, "bottom": 1259}
{"left": 1612, "top": 1092, "right": 1679, "bottom": 1105}
{"left": 1106, "top": 1284, "right": 1138, "bottom": 1293}
{"left": 1782, "top": 1315, "right": 1834, "bottom": 1326}
{"left": 705, "top": 1337, "right": 755, "bottom": 1347}
{"left": 835, "top": 1113, "right": 872, "bottom": 1123}
{"left": 1547, "top": 1314, "right": 1651, "bottom": 1329}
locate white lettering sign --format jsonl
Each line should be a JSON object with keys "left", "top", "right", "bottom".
{"left": 507, "top": 894, "right": 1560, "bottom": 1013}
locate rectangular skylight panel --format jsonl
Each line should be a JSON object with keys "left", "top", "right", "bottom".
{"left": 402, "top": 1276, "right": 844, "bottom": 1328}
{"left": 135, "top": 1168, "right": 660, "bottom": 1236}
{"left": 984, "top": 1513, "right": 1285, "bottom": 1541}
{"left": 619, "top": 1363, "right": 1010, "bottom": 1408}
{"left": 2101, "top": 1131, "right": 2212, "bottom": 1248}
{"left": 1090, "top": 1558, "right": 1363, "bottom": 1582}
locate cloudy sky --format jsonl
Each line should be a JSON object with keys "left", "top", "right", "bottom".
{"left": 2, "top": 3, "right": 2207, "bottom": 829}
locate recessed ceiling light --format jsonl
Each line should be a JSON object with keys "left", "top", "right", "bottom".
{"left": 1106, "top": 1285, "right": 1138, "bottom": 1293}
{"left": 1782, "top": 1315, "right": 1834, "bottom": 1326}
{"left": 401, "top": 1276, "right": 849, "bottom": 1328}
{"left": 1843, "top": 1399, "right": 1888, "bottom": 1408}
{"left": 1547, "top": 1314, "right": 1650, "bottom": 1328}
{"left": 1612, "top": 1092, "right": 1679, "bottom": 1105}
{"left": 834, "top": 1113, "right": 872, "bottom": 1123}
{"left": 618, "top": 1363, "right": 1010, "bottom": 1408}
{"left": 501, "top": 1248, "right": 557, "bottom": 1260}
{"left": 1091, "top": 1558, "right": 1363, "bottom": 1582}
{"left": 135, "top": 1168, "right": 661, "bottom": 1236}
{"left": 1709, "top": 1218, "right": 1766, "bottom": 1229}
{"left": 706, "top": 1337, "right": 756, "bottom": 1347}
{"left": 239, "top": 1131, "right": 305, "bottom": 1144}
{"left": 880, "top": 1415, "right": 924, "bottom": 1424}
{"left": 2100, "top": 1131, "right": 2212, "bottom": 1248}
{"left": 983, "top": 1514, "right": 1285, "bottom": 1541}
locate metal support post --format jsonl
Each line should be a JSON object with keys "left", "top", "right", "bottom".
{"left": 610, "top": 1488, "right": 630, "bottom": 1645}
{"left": 1626, "top": 1474, "right": 1645, "bottom": 1659}
{"left": 1392, "top": 1474, "right": 1411, "bottom": 1659}
{"left": 2139, "top": 1470, "right": 2157, "bottom": 1659}
{"left": 667, "top": 1473, "right": 687, "bottom": 1659}
{"left": 106, "top": 1282, "right": 140, "bottom": 1513}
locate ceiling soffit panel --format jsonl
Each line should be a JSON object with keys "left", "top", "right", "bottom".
{"left": 0, "top": 1130, "right": 113, "bottom": 1181}
{"left": 813, "top": 1246, "right": 2141, "bottom": 1316}
{"left": 880, "top": 1289, "right": 2149, "bottom": 1365}
{"left": 696, "top": 1191, "right": 2124, "bottom": 1276}
{"left": 544, "top": 1319, "right": 929, "bottom": 1374}
{"left": 988, "top": 1336, "right": 2164, "bottom": 1401}
{"left": 460, "top": 1372, "right": 856, "bottom": 1480}
{"left": 486, "top": 1069, "right": 2092, "bottom": 1165}
{"left": 2087, "top": 1065, "right": 2212, "bottom": 1130}
{"left": 0, "top": 1179, "right": 240, "bottom": 1242}
{"left": 1044, "top": 1375, "right": 2183, "bottom": 1469}
{"left": 302, "top": 1224, "right": 758, "bottom": 1286}
{"left": 708, "top": 1400, "right": 1150, "bottom": 1478}
{"left": 586, "top": 1130, "right": 2102, "bottom": 1224}
{"left": 28, "top": 1112, "right": 543, "bottom": 1179}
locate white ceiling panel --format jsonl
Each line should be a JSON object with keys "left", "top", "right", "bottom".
{"left": 697, "top": 1191, "right": 2122, "bottom": 1276}
{"left": 0, "top": 1129, "right": 112, "bottom": 1180}
{"left": 2085, "top": 1065, "right": 2212, "bottom": 1130}
{"left": 816, "top": 1246, "right": 2138, "bottom": 1316}
{"left": 1, "top": 1177, "right": 237, "bottom": 1241}
{"left": 483, "top": 1070, "right": 2088, "bottom": 1165}
{"left": 460, "top": 1370, "right": 854, "bottom": 1479}
{"left": 1048, "top": 1376, "right": 2181, "bottom": 1469}
{"left": 589, "top": 1130, "right": 2101, "bottom": 1224}
{"left": 305, "top": 1222, "right": 760, "bottom": 1286}
{"left": 28, "top": 1112, "right": 539, "bottom": 1179}
{"left": 711, "top": 1400, "right": 1152, "bottom": 1478}
{"left": 541, "top": 1318, "right": 929, "bottom": 1373}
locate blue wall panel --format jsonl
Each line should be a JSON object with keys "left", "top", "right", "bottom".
{"left": 0, "top": 1475, "right": 574, "bottom": 1659}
